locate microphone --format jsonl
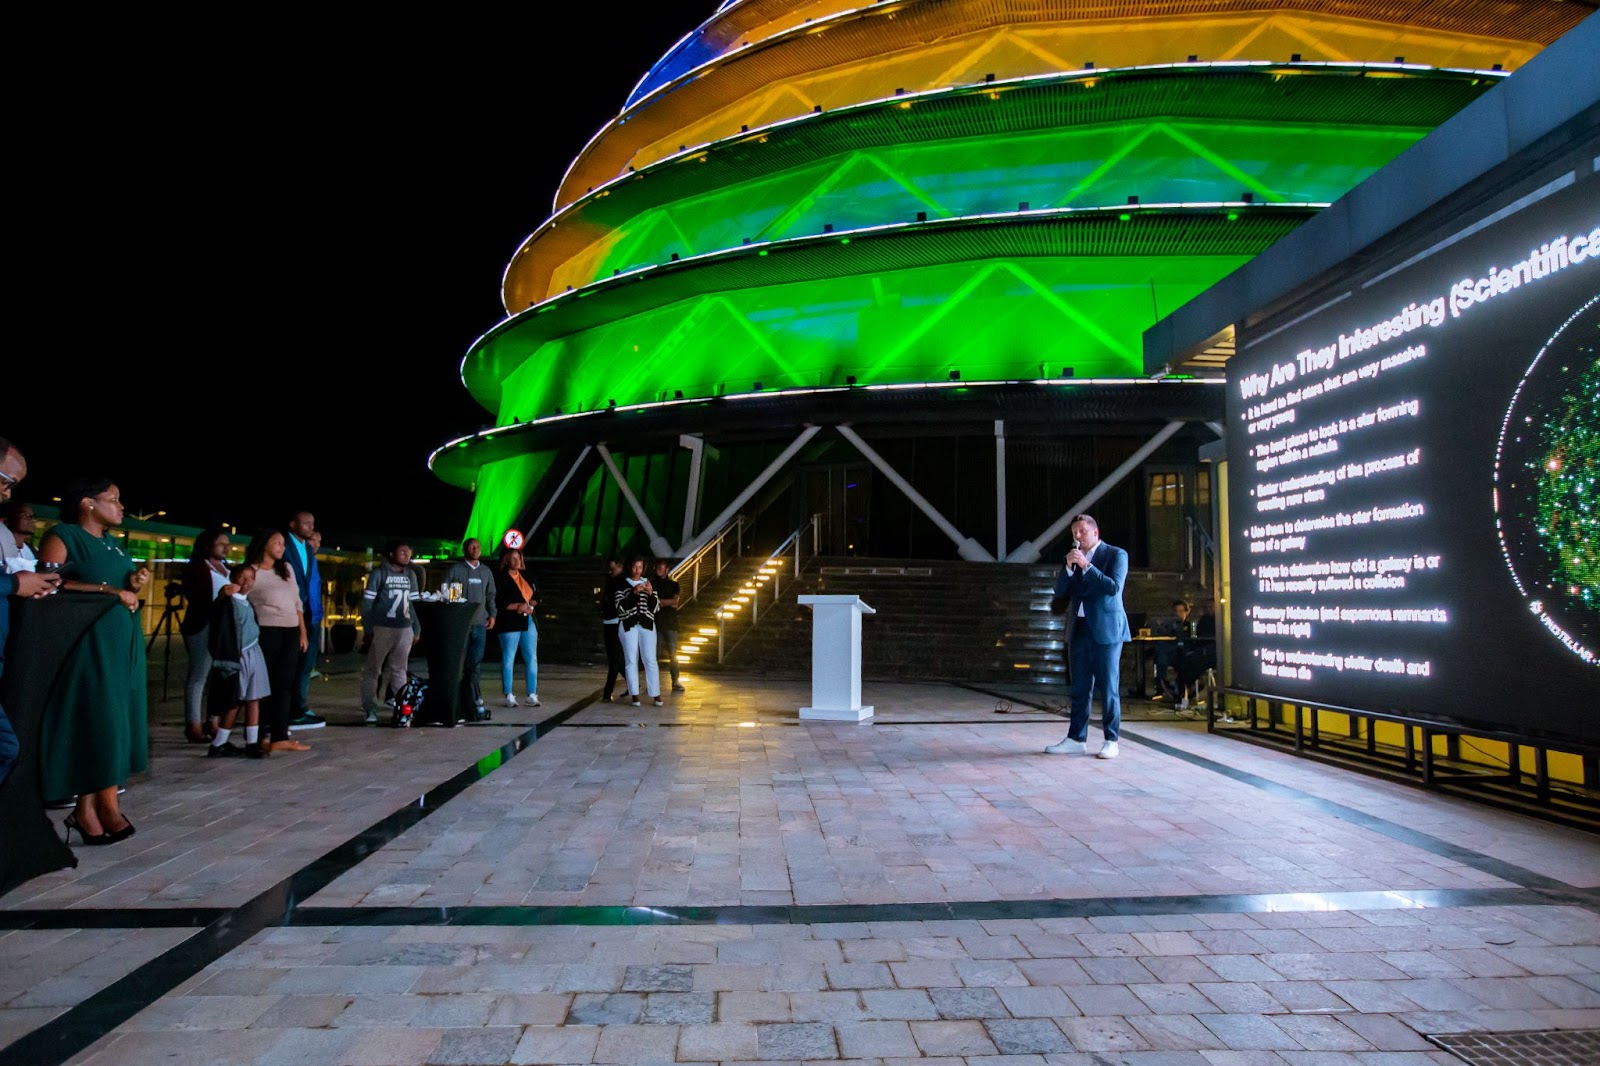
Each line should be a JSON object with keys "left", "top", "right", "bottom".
{"left": 1069, "top": 536, "right": 1082, "bottom": 573}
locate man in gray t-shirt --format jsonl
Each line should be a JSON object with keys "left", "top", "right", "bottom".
{"left": 444, "top": 539, "right": 498, "bottom": 712}
{"left": 360, "top": 540, "right": 421, "bottom": 724}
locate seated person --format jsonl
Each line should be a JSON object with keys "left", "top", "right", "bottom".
{"left": 1151, "top": 600, "right": 1194, "bottom": 701}
{"left": 1178, "top": 612, "right": 1218, "bottom": 707}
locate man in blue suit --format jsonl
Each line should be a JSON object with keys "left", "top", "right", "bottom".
{"left": 284, "top": 510, "right": 325, "bottom": 729}
{"left": 1045, "top": 513, "right": 1132, "bottom": 759}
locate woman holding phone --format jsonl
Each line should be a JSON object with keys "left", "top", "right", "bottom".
{"left": 36, "top": 477, "right": 150, "bottom": 845}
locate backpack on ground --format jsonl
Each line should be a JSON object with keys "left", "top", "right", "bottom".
{"left": 392, "top": 673, "right": 428, "bottom": 727}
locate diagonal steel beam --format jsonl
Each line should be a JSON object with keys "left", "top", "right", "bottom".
{"left": 1007, "top": 420, "right": 1186, "bottom": 563}
{"left": 597, "top": 443, "right": 673, "bottom": 559}
{"left": 836, "top": 424, "right": 995, "bottom": 562}
{"left": 524, "top": 445, "right": 594, "bottom": 543}
{"left": 677, "top": 426, "right": 822, "bottom": 558}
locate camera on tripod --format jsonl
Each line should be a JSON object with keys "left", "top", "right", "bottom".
{"left": 149, "top": 578, "right": 189, "bottom": 700}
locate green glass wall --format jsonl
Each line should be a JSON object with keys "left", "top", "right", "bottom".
{"left": 465, "top": 452, "right": 554, "bottom": 545}
{"left": 548, "top": 121, "right": 1421, "bottom": 295}
{"left": 489, "top": 253, "right": 1252, "bottom": 427}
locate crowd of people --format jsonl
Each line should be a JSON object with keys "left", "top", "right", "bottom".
{"left": 1, "top": 440, "right": 143, "bottom": 846}
{"left": 2, "top": 431, "right": 1180, "bottom": 859}
{"left": 599, "top": 555, "right": 683, "bottom": 707}
{"left": 0, "top": 431, "right": 699, "bottom": 854}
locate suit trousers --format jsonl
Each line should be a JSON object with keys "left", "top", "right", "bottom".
{"left": 294, "top": 638, "right": 315, "bottom": 714}
{"left": 1068, "top": 634, "right": 1124, "bottom": 742}
{"left": 0, "top": 703, "right": 17, "bottom": 788}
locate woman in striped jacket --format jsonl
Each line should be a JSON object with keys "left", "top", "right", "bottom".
{"left": 615, "top": 557, "right": 662, "bottom": 707}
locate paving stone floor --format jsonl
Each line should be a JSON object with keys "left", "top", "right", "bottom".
{"left": 2, "top": 667, "right": 1596, "bottom": 1065}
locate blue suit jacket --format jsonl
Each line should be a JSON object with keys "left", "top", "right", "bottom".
{"left": 1053, "top": 540, "right": 1132, "bottom": 645}
{"left": 284, "top": 534, "right": 323, "bottom": 626}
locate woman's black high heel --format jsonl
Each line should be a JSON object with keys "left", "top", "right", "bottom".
{"left": 62, "top": 812, "right": 111, "bottom": 846}
{"left": 106, "top": 820, "right": 137, "bottom": 844}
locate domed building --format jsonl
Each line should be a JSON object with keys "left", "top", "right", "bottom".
{"left": 435, "top": 0, "right": 1588, "bottom": 568}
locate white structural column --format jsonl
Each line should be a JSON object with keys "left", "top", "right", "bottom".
{"left": 836, "top": 424, "right": 995, "bottom": 562}
{"left": 596, "top": 443, "right": 674, "bottom": 560}
{"left": 677, "top": 426, "right": 822, "bottom": 558}
{"left": 523, "top": 444, "right": 594, "bottom": 544}
{"left": 1007, "top": 419, "right": 1187, "bottom": 563}
{"left": 678, "top": 434, "right": 706, "bottom": 551}
{"left": 994, "top": 419, "right": 1008, "bottom": 562}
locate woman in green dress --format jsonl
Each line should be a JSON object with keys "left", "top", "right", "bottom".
{"left": 36, "top": 477, "right": 150, "bottom": 845}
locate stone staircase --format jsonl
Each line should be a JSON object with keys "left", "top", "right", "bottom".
{"left": 522, "top": 554, "right": 1208, "bottom": 687}
{"left": 518, "top": 553, "right": 789, "bottom": 668}
{"left": 711, "top": 557, "right": 1209, "bottom": 686}
{"left": 664, "top": 554, "right": 790, "bottom": 668}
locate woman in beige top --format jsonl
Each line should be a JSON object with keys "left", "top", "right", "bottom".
{"left": 244, "top": 530, "right": 310, "bottom": 753}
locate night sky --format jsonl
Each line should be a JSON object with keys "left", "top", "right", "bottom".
{"left": 10, "top": 5, "right": 712, "bottom": 545}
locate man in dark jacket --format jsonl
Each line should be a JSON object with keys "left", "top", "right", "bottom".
{"left": 599, "top": 558, "right": 627, "bottom": 702}
{"left": 1045, "top": 514, "right": 1132, "bottom": 760}
{"left": 283, "top": 510, "right": 324, "bottom": 729}
{"left": 651, "top": 558, "right": 684, "bottom": 693}
{"left": 444, "top": 539, "right": 497, "bottom": 713}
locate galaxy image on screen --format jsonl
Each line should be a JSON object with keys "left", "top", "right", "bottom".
{"left": 1495, "top": 295, "right": 1600, "bottom": 667}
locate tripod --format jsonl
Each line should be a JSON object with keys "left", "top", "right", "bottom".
{"left": 146, "top": 582, "right": 185, "bottom": 702}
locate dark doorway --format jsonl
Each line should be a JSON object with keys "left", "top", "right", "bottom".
{"left": 803, "top": 463, "right": 871, "bottom": 555}
{"left": 1145, "top": 467, "right": 1190, "bottom": 571}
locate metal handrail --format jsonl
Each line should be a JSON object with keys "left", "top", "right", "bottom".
{"left": 711, "top": 514, "right": 821, "bottom": 663}
{"left": 1184, "top": 513, "right": 1220, "bottom": 588}
{"left": 671, "top": 514, "right": 747, "bottom": 606}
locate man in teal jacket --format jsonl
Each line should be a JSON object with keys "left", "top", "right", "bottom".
{"left": 1045, "top": 513, "right": 1132, "bottom": 760}
{"left": 283, "top": 510, "right": 325, "bottom": 730}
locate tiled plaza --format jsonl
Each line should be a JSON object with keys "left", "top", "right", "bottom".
{"left": 3, "top": 669, "right": 1597, "bottom": 1065}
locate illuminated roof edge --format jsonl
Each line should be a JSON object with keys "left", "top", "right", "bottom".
{"left": 1142, "top": 14, "right": 1600, "bottom": 375}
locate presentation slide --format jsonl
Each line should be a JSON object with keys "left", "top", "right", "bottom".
{"left": 1227, "top": 178, "right": 1599, "bottom": 743}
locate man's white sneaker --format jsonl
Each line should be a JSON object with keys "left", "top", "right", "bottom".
{"left": 1044, "top": 737, "right": 1087, "bottom": 755}
{"left": 527, "top": 694, "right": 540, "bottom": 707}
{"left": 1097, "top": 741, "right": 1120, "bottom": 759}
{"left": 504, "top": 694, "right": 519, "bottom": 708}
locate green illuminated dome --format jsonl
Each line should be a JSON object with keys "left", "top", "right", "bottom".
{"left": 440, "top": 0, "right": 1588, "bottom": 548}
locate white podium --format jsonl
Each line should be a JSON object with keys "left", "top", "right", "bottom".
{"left": 797, "top": 594, "right": 875, "bottom": 721}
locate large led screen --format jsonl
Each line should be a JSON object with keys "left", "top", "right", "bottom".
{"left": 1226, "top": 178, "right": 1599, "bottom": 743}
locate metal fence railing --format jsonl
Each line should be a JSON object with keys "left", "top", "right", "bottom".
{"left": 670, "top": 514, "right": 748, "bottom": 608}
{"left": 689, "top": 514, "right": 821, "bottom": 664}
